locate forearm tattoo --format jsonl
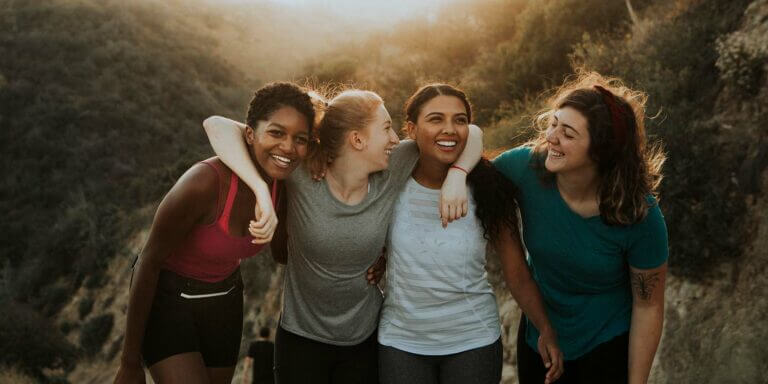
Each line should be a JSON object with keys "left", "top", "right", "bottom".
{"left": 630, "top": 271, "right": 661, "bottom": 301}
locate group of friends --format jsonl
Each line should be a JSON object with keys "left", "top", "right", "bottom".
{"left": 113, "top": 71, "right": 668, "bottom": 384}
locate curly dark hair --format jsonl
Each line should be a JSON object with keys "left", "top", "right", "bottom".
{"left": 404, "top": 83, "right": 519, "bottom": 243}
{"left": 246, "top": 82, "right": 316, "bottom": 136}
{"left": 468, "top": 158, "right": 521, "bottom": 243}
{"left": 528, "top": 71, "right": 665, "bottom": 226}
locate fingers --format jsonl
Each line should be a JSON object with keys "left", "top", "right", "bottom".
{"left": 249, "top": 216, "right": 277, "bottom": 244}
{"left": 440, "top": 196, "right": 449, "bottom": 228}
{"left": 252, "top": 204, "right": 270, "bottom": 228}
{"left": 461, "top": 201, "right": 468, "bottom": 217}
{"left": 367, "top": 252, "right": 387, "bottom": 284}
{"left": 312, "top": 170, "right": 326, "bottom": 181}
{"left": 544, "top": 345, "right": 564, "bottom": 384}
{"left": 553, "top": 347, "right": 564, "bottom": 382}
{"left": 539, "top": 344, "right": 552, "bottom": 370}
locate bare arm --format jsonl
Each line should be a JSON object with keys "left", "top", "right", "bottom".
{"left": 114, "top": 164, "right": 217, "bottom": 384}
{"left": 495, "top": 224, "right": 563, "bottom": 384}
{"left": 203, "top": 116, "right": 276, "bottom": 244}
{"left": 628, "top": 263, "right": 666, "bottom": 384}
{"left": 440, "top": 124, "right": 483, "bottom": 226}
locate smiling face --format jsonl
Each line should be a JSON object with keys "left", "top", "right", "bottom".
{"left": 408, "top": 95, "right": 469, "bottom": 166}
{"left": 544, "top": 106, "right": 595, "bottom": 175}
{"left": 246, "top": 105, "right": 310, "bottom": 181}
{"left": 360, "top": 103, "right": 399, "bottom": 172}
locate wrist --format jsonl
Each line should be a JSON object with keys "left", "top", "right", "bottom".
{"left": 449, "top": 164, "right": 469, "bottom": 174}
{"left": 538, "top": 323, "right": 557, "bottom": 337}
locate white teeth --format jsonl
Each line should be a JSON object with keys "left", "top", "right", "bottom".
{"left": 436, "top": 141, "right": 457, "bottom": 147}
{"left": 549, "top": 149, "right": 564, "bottom": 158}
{"left": 271, "top": 154, "right": 292, "bottom": 167}
{"left": 385, "top": 149, "right": 392, "bottom": 156}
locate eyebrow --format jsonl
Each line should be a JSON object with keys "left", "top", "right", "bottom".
{"left": 267, "top": 122, "right": 286, "bottom": 130}
{"left": 424, "top": 112, "right": 468, "bottom": 118}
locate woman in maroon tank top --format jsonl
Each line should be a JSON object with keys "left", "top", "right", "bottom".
{"left": 114, "top": 83, "right": 316, "bottom": 384}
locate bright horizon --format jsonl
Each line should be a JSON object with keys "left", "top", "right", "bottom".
{"left": 217, "top": 0, "right": 455, "bottom": 25}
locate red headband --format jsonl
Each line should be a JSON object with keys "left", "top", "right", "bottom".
{"left": 594, "top": 85, "right": 627, "bottom": 147}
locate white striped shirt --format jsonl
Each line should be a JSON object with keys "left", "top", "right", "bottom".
{"left": 378, "top": 177, "right": 500, "bottom": 355}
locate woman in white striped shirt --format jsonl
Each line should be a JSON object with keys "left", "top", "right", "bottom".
{"left": 378, "top": 84, "right": 563, "bottom": 384}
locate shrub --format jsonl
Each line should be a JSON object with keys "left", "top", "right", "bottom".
{"left": 0, "top": 298, "right": 77, "bottom": 378}
{"left": 79, "top": 313, "right": 114, "bottom": 356}
{"left": 716, "top": 31, "right": 766, "bottom": 96}
{"left": 78, "top": 297, "right": 94, "bottom": 320}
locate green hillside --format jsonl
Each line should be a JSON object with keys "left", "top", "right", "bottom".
{"left": 0, "top": 0, "right": 253, "bottom": 377}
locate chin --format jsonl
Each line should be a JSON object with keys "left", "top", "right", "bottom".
{"left": 544, "top": 159, "right": 559, "bottom": 173}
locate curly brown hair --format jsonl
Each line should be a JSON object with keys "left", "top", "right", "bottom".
{"left": 528, "top": 71, "right": 666, "bottom": 226}
{"left": 246, "top": 82, "right": 316, "bottom": 136}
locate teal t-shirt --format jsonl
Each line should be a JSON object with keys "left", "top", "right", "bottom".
{"left": 493, "top": 146, "right": 668, "bottom": 359}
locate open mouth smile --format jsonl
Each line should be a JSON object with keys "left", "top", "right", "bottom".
{"left": 270, "top": 154, "right": 293, "bottom": 168}
{"left": 436, "top": 140, "right": 457, "bottom": 151}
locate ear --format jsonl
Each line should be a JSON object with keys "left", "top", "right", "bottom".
{"left": 405, "top": 121, "right": 417, "bottom": 140}
{"left": 245, "top": 124, "right": 257, "bottom": 145}
{"left": 348, "top": 130, "right": 367, "bottom": 151}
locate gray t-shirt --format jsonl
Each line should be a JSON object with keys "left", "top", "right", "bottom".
{"left": 280, "top": 140, "right": 420, "bottom": 345}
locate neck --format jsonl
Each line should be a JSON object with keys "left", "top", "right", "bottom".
{"left": 326, "top": 153, "right": 371, "bottom": 201}
{"left": 412, "top": 157, "right": 450, "bottom": 189}
{"left": 555, "top": 168, "right": 599, "bottom": 203}
{"left": 249, "top": 151, "right": 273, "bottom": 185}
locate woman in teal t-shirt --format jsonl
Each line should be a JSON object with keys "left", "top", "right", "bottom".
{"left": 493, "top": 72, "right": 668, "bottom": 384}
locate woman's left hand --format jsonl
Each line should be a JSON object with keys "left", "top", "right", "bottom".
{"left": 439, "top": 168, "right": 468, "bottom": 227}
{"left": 537, "top": 328, "right": 564, "bottom": 384}
{"left": 366, "top": 249, "right": 387, "bottom": 285}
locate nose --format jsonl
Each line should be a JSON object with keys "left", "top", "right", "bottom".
{"left": 546, "top": 126, "right": 559, "bottom": 144}
{"left": 443, "top": 120, "right": 457, "bottom": 135}
{"left": 389, "top": 128, "right": 400, "bottom": 145}
{"left": 279, "top": 136, "right": 296, "bottom": 155}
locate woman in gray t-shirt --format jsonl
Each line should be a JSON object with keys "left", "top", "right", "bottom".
{"left": 203, "top": 89, "right": 482, "bottom": 384}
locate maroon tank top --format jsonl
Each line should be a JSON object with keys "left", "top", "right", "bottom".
{"left": 163, "top": 159, "right": 277, "bottom": 282}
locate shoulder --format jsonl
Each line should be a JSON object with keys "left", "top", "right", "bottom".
{"left": 492, "top": 145, "right": 534, "bottom": 166}
{"left": 636, "top": 195, "right": 666, "bottom": 231}
{"left": 625, "top": 195, "right": 669, "bottom": 267}
{"left": 286, "top": 162, "right": 313, "bottom": 187}
{"left": 492, "top": 145, "right": 536, "bottom": 184}
{"left": 390, "top": 139, "right": 419, "bottom": 163}
{"left": 169, "top": 160, "right": 220, "bottom": 207}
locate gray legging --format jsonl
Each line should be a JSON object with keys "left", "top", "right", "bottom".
{"left": 379, "top": 338, "right": 502, "bottom": 384}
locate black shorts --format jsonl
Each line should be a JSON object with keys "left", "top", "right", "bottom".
{"left": 141, "top": 268, "right": 244, "bottom": 368}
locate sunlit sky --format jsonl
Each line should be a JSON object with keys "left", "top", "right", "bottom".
{"left": 220, "top": 0, "right": 455, "bottom": 25}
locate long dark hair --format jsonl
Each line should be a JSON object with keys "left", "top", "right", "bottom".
{"left": 529, "top": 71, "right": 666, "bottom": 226}
{"left": 404, "top": 83, "right": 519, "bottom": 242}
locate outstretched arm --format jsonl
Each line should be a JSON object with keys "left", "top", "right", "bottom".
{"left": 203, "top": 116, "right": 277, "bottom": 244}
{"left": 440, "top": 123, "right": 483, "bottom": 226}
{"left": 628, "top": 263, "right": 666, "bottom": 384}
{"left": 495, "top": 225, "right": 563, "bottom": 384}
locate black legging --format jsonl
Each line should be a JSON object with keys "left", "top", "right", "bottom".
{"left": 517, "top": 316, "right": 629, "bottom": 384}
{"left": 274, "top": 325, "right": 378, "bottom": 384}
{"left": 378, "top": 338, "right": 502, "bottom": 384}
